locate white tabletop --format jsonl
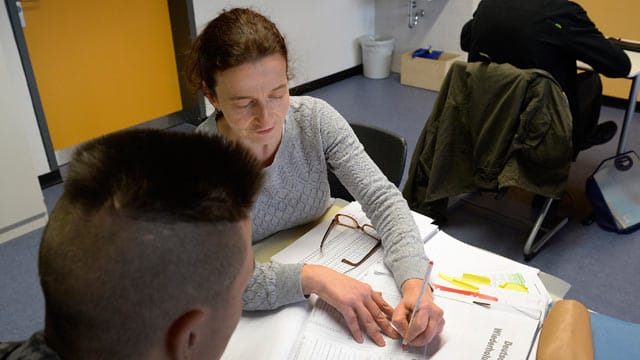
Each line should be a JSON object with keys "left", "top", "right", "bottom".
{"left": 624, "top": 50, "right": 640, "bottom": 78}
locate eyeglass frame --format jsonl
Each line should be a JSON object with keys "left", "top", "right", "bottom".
{"left": 320, "top": 213, "right": 382, "bottom": 267}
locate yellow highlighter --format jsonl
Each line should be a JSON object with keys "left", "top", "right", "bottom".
{"left": 438, "top": 272, "right": 479, "bottom": 291}
{"left": 462, "top": 273, "right": 491, "bottom": 285}
{"left": 499, "top": 282, "right": 529, "bottom": 292}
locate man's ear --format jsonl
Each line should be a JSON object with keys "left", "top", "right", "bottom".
{"left": 166, "top": 309, "right": 206, "bottom": 359}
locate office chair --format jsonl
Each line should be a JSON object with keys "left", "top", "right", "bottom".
{"left": 403, "top": 61, "right": 573, "bottom": 260}
{"left": 329, "top": 123, "right": 407, "bottom": 202}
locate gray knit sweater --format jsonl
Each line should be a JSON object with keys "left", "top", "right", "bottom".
{"left": 197, "top": 96, "right": 428, "bottom": 310}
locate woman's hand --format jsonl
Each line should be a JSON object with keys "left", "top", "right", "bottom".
{"left": 392, "top": 278, "right": 445, "bottom": 346}
{"left": 301, "top": 264, "right": 399, "bottom": 346}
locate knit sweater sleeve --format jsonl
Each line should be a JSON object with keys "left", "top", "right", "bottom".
{"left": 315, "top": 98, "right": 429, "bottom": 288}
{"left": 242, "top": 262, "right": 305, "bottom": 310}
{"left": 196, "top": 113, "right": 311, "bottom": 310}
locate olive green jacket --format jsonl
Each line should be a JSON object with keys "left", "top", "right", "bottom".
{"left": 403, "top": 61, "right": 573, "bottom": 212}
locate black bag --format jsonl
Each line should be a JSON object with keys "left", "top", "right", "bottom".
{"left": 585, "top": 151, "right": 640, "bottom": 234}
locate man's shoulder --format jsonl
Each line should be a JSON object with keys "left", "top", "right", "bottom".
{"left": 0, "top": 332, "right": 60, "bottom": 360}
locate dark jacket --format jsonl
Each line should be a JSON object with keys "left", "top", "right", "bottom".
{"left": 403, "top": 61, "right": 573, "bottom": 213}
{"left": 461, "top": 0, "right": 630, "bottom": 153}
{"left": 460, "top": 0, "right": 631, "bottom": 104}
{"left": 0, "top": 332, "right": 60, "bottom": 360}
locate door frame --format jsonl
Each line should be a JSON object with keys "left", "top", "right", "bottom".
{"left": 4, "top": 0, "right": 204, "bottom": 178}
{"left": 4, "top": 0, "right": 56, "bottom": 174}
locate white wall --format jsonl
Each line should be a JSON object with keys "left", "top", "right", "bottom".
{"left": 192, "top": 0, "right": 375, "bottom": 85}
{"left": 1, "top": 4, "right": 48, "bottom": 243}
{"left": 375, "top": 0, "right": 477, "bottom": 72}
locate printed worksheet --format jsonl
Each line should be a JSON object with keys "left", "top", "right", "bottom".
{"left": 272, "top": 204, "right": 547, "bottom": 360}
{"left": 271, "top": 202, "right": 438, "bottom": 279}
{"left": 289, "top": 266, "right": 541, "bottom": 360}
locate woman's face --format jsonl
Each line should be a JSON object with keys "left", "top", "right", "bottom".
{"left": 207, "top": 54, "right": 290, "bottom": 157}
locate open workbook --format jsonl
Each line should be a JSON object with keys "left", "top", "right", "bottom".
{"left": 271, "top": 202, "right": 438, "bottom": 279}
{"left": 272, "top": 202, "right": 551, "bottom": 360}
{"left": 289, "top": 266, "right": 544, "bottom": 359}
{"left": 222, "top": 203, "right": 550, "bottom": 360}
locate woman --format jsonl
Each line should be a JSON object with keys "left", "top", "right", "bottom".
{"left": 187, "top": 8, "right": 444, "bottom": 347}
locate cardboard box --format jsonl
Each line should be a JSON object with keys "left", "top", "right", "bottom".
{"left": 400, "top": 51, "right": 464, "bottom": 91}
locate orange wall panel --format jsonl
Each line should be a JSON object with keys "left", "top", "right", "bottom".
{"left": 22, "top": 0, "right": 182, "bottom": 150}
{"left": 578, "top": 0, "right": 640, "bottom": 101}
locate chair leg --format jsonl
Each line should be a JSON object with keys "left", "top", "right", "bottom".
{"left": 523, "top": 198, "right": 568, "bottom": 260}
{"left": 448, "top": 193, "right": 568, "bottom": 260}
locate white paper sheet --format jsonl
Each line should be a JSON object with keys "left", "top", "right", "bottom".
{"left": 224, "top": 204, "right": 550, "bottom": 360}
{"left": 271, "top": 202, "right": 438, "bottom": 280}
{"left": 289, "top": 263, "right": 542, "bottom": 360}
{"left": 221, "top": 302, "right": 311, "bottom": 360}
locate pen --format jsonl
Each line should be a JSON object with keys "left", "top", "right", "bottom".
{"left": 402, "top": 260, "right": 434, "bottom": 350}
{"left": 473, "top": 300, "right": 491, "bottom": 307}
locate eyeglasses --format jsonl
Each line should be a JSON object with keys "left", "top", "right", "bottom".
{"left": 320, "top": 214, "right": 382, "bottom": 267}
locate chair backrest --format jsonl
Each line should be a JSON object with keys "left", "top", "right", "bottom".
{"left": 328, "top": 123, "right": 407, "bottom": 202}
{"left": 404, "top": 61, "right": 573, "bottom": 212}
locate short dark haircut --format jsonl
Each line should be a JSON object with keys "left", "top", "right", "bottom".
{"left": 186, "top": 7, "right": 290, "bottom": 96}
{"left": 39, "top": 129, "right": 263, "bottom": 359}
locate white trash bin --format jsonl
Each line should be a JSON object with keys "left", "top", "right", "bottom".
{"left": 359, "top": 35, "right": 395, "bottom": 79}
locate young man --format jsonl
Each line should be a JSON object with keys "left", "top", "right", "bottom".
{"left": 0, "top": 129, "right": 263, "bottom": 359}
{"left": 461, "top": 0, "right": 631, "bottom": 156}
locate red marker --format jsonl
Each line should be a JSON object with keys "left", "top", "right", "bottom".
{"left": 432, "top": 283, "right": 499, "bottom": 302}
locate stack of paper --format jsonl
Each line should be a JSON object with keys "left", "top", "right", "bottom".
{"left": 271, "top": 202, "right": 438, "bottom": 279}
{"left": 288, "top": 229, "right": 548, "bottom": 359}
{"left": 223, "top": 202, "right": 551, "bottom": 360}
{"left": 272, "top": 203, "right": 378, "bottom": 278}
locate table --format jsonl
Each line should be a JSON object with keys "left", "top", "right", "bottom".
{"left": 578, "top": 50, "right": 640, "bottom": 154}
{"left": 616, "top": 50, "right": 640, "bottom": 154}
{"left": 222, "top": 200, "right": 571, "bottom": 359}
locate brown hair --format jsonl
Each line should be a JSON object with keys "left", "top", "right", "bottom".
{"left": 186, "top": 7, "right": 290, "bottom": 96}
{"left": 39, "top": 129, "right": 263, "bottom": 359}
